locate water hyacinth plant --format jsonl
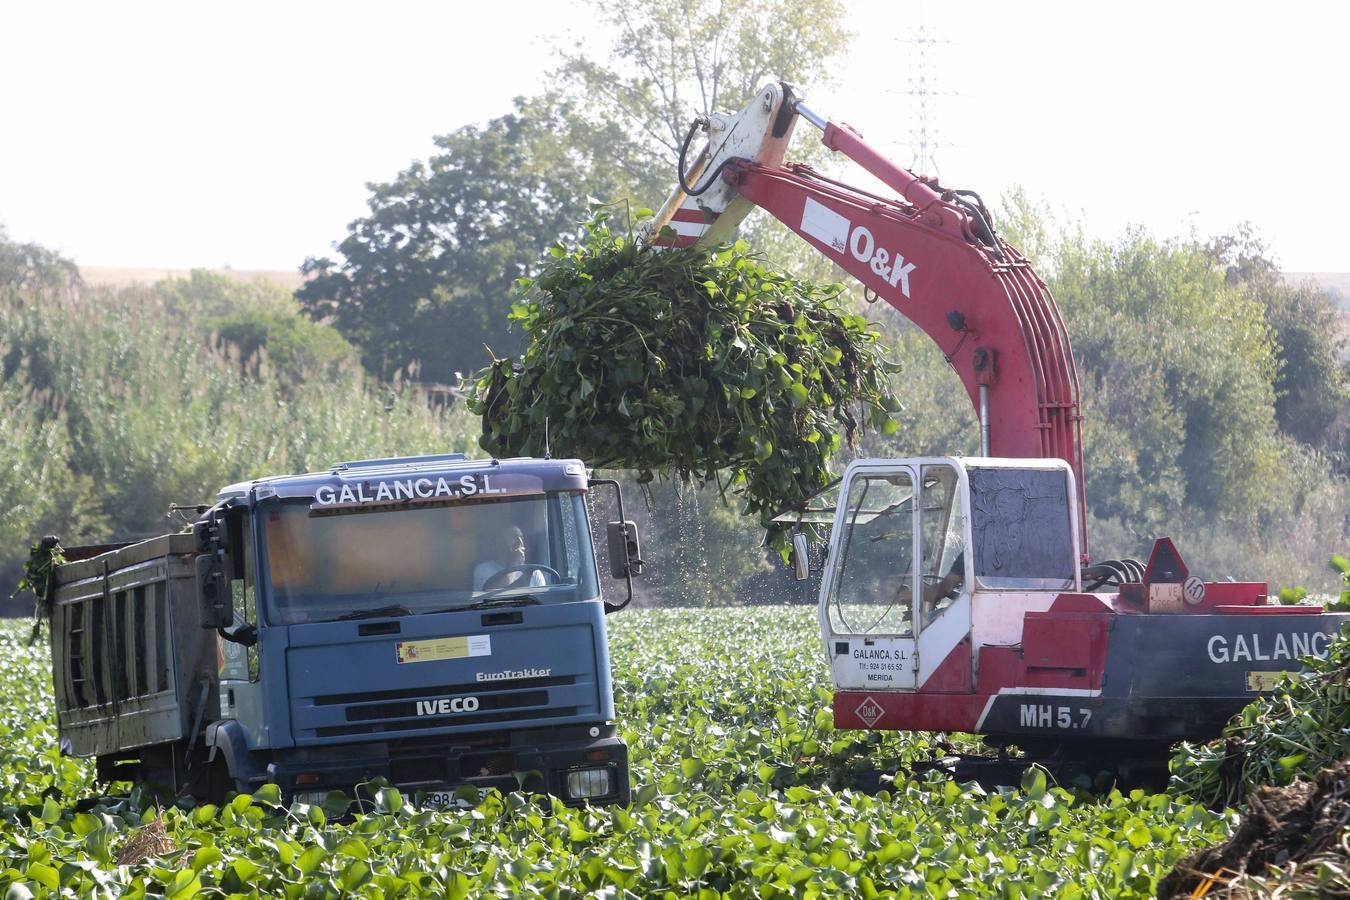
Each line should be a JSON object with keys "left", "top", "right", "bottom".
{"left": 469, "top": 210, "right": 901, "bottom": 556}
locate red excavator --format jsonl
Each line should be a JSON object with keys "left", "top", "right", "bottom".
{"left": 645, "top": 82, "right": 1346, "bottom": 764}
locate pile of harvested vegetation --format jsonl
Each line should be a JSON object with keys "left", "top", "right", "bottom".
{"left": 1158, "top": 757, "right": 1350, "bottom": 898}
{"left": 468, "top": 211, "right": 900, "bottom": 551}
{"left": 1170, "top": 622, "right": 1350, "bottom": 809}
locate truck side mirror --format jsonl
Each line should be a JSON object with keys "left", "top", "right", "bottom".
{"left": 607, "top": 521, "right": 642, "bottom": 578}
{"left": 195, "top": 507, "right": 235, "bottom": 630}
{"left": 196, "top": 553, "right": 232, "bottom": 630}
{"left": 790, "top": 531, "right": 811, "bottom": 581}
{"left": 590, "top": 479, "right": 639, "bottom": 614}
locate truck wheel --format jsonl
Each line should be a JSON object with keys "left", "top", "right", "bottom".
{"left": 206, "top": 760, "right": 245, "bottom": 806}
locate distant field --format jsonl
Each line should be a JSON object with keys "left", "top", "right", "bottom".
{"left": 79, "top": 266, "right": 304, "bottom": 291}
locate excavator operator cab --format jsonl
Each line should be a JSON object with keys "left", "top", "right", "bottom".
{"left": 783, "top": 457, "right": 1081, "bottom": 692}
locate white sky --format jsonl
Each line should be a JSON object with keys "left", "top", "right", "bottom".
{"left": 1, "top": 1, "right": 1346, "bottom": 273}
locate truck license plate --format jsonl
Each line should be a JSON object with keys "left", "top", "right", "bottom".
{"left": 421, "top": 786, "right": 487, "bottom": 809}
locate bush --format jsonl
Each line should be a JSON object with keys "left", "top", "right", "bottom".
{"left": 0, "top": 265, "right": 477, "bottom": 604}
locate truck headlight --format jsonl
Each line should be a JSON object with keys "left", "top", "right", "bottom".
{"left": 566, "top": 767, "right": 612, "bottom": 800}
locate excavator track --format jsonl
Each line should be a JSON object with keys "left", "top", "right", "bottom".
{"left": 843, "top": 739, "right": 1173, "bottom": 795}
{"left": 904, "top": 740, "right": 1173, "bottom": 793}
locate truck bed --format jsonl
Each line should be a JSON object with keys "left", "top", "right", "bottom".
{"left": 48, "top": 531, "right": 219, "bottom": 759}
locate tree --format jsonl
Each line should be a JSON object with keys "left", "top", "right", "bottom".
{"left": 297, "top": 93, "right": 635, "bottom": 384}
{"left": 297, "top": 0, "right": 853, "bottom": 387}
{"left": 0, "top": 224, "right": 80, "bottom": 295}
{"left": 554, "top": 0, "right": 848, "bottom": 181}
{"left": 1, "top": 229, "right": 78, "bottom": 398}
{"left": 1204, "top": 227, "right": 1348, "bottom": 457}
{"left": 157, "top": 270, "right": 359, "bottom": 386}
{"left": 553, "top": 0, "right": 850, "bottom": 279}
{"left": 1051, "top": 228, "right": 1286, "bottom": 530}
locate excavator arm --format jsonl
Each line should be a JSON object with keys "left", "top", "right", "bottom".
{"left": 646, "top": 83, "right": 1088, "bottom": 556}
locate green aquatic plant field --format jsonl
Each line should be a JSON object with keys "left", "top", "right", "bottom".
{"left": 0, "top": 608, "right": 1231, "bottom": 898}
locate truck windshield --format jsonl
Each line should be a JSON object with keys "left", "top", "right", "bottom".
{"left": 258, "top": 491, "right": 599, "bottom": 625}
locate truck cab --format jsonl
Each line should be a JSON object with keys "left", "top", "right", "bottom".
{"left": 47, "top": 454, "right": 638, "bottom": 807}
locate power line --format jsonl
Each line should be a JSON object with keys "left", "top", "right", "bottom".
{"left": 889, "top": 7, "right": 955, "bottom": 178}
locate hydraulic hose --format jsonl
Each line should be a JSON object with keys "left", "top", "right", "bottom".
{"left": 950, "top": 189, "right": 1003, "bottom": 259}
{"left": 677, "top": 117, "right": 736, "bottom": 197}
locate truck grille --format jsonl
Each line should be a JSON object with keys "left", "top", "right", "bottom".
{"left": 312, "top": 674, "right": 573, "bottom": 706}
{"left": 305, "top": 675, "right": 580, "bottom": 739}
{"left": 316, "top": 707, "right": 581, "bottom": 738}
{"left": 346, "top": 690, "right": 548, "bottom": 722}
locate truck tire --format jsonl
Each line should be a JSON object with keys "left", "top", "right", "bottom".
{"left": 206, "top": 759, "right": 246, "bottom": 806}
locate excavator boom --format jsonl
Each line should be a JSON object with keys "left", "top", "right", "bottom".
{"left": 647, "top": 83, "right": 1087, "bottom": 555}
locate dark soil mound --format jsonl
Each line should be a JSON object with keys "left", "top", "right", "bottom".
{"left": 1158, "top": 757, "right": 1350, "bottom": 898}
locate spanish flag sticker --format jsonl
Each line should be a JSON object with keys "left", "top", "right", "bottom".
{"left": 396, "top": 634, "right": 492, "bottom": 664}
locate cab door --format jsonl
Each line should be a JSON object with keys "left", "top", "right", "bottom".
{"left": 819, "top": 459, "right": 973, "bottom": 693}
{"left": 819, "top": 462, "right": 920, "bottom": 691}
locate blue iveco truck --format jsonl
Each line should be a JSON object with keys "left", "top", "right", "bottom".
{"left": 43, "top": 453, "right": 641, "bottom": 807}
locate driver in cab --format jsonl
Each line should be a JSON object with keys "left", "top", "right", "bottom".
{"left": 473, "top": 525, "right": 548, "bottom": 591}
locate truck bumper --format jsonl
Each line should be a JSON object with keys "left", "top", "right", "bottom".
{"left": 264, "top": 723, "right": 630, "bottom": 808}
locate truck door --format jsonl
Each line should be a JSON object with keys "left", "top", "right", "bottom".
{"left": 820, "top": 460, "right": 972, "bottom": 692}
{"left": 217, "top": 509, "right": 263, "bottom": 739}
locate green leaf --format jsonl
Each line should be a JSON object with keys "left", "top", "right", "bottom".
{"left": 633, "top": 783, "right": 659, "bottom": 807}
{"left": 296, "top": 846, "right": 325, "bottom": 875}
{"left": 377, "top": 787, "right": 404, "bottom": 814}
{"left": 24, "top": 863, "right": 58, "bottom": 890}
{"left": 167, "top": 870, "right": 200, "bottom": 900}
{"left": 228, "top": 859, "right": 259, "bottom": 884}
{"left": 38, "top": 797, "right": 61, "bottom": 824}
{"left": 339, "top": 860, "right": 372, "bottom": 892}
{"left": 1125, "top": 822, "right": 1152, "bottom": 848}
{"left": 252, "top": 782, "right": 282, "bottom": 806}
{"left": 191, "top": 846, "right": 222, "bottom": 872}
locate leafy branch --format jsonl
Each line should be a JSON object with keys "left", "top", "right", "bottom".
{"left": 467, "top": 208, "right": 900, "bottom": 555}
{"left": 11, "top": 536, "right": 65, "bottom": 645}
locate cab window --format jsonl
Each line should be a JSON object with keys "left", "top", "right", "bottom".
{"left": 826, "top": 471, "right": 915, "bottom": 636}
{"left": 967, "top": 467, "right": 1075, "bottom": 590}
{"left": 918, "top": 464, "right": 965, "bottom": 630}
